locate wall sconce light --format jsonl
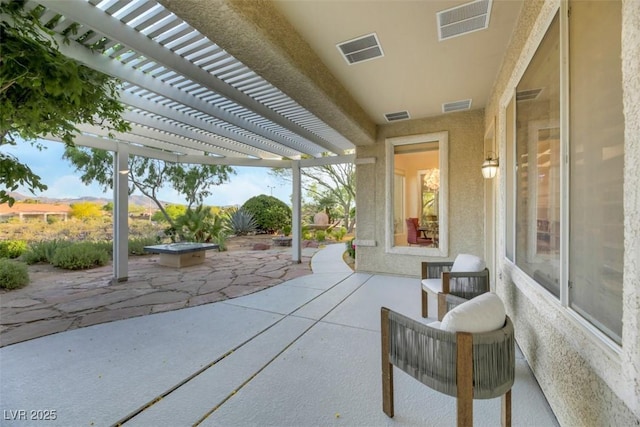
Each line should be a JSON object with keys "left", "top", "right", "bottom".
{"left": 481, "top": 153, "right": 499, "bottom": 179}
{"left": 118, "top": 169, "right": 129, "bottom": 175}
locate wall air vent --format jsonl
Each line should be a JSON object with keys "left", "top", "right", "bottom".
{"left": 384, "top": 111, "right": 410, "bottom": 122}
{"left": 337, "top": 33, "right": 384, "bottom": 65}
{"left": 442, "top": 99, "right": 472, "bottom": 113}
{"left": 516, "top": 88, "right": 543, "bottom": 101}
{"left": 437, "top": 0, "right": 493, "bottom": 41}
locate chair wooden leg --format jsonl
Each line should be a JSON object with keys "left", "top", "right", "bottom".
{"left": 501, "top": 389, "right": 512, "bottom": 427}
{"left": 437, "top": 293, "right": 447, "bottom": 321}
{"left": 457, "top": 332, "right": 474, "bottom": 427}
{"left": 381, "top": 308, "right": 394, "bottom": 417}
{"left": 421, "top": 289, "right": 428, "bottom": 318}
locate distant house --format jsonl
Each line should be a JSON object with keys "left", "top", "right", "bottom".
{"left": 0, "top": 203, "right": 71, "bottom": 222}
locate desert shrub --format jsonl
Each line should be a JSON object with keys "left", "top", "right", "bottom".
{"left": 346, "top": 238, "right": 356, "bottom": 258}
{"left": 128, "top": 236, "right": 157, "bottom": 255}
{"left": 315, "top": 230, "right": 326, "bottom": 242}
{"left": 241, "top": 195, "right": 291, "bottom": 234}
{"left": 281, "top": 224, "right": 292, "bottom": 236}
{"left": 0, "top": 240, "right": 28, "bottom": 259}
{"left": 174, "top": 205, "right": 224, "bottom": 243}
{"left": 51, "top": 243, "right": 109, "bottom": 270}
{"left": 334, "top": 227, "right": 347, "bottom": 241}
{"left": 21, "top": 240, "right": 72, "bottom": 264}
{"left": 215, "top": 231, "right": 228, "bottom": 252}
{"left": 226, "top": 208, "right": 257, "bottom": 236}
{"left": 0, "top": 259, "right": 29, "bottom": 290}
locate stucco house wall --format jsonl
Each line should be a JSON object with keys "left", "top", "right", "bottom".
{"left": 355, "top": 0, "right": 640, "bottom": 423}
{"left": 355, "top": 109, "right": 485, "bottom": 275}
{"left": 484, "top": 0, "right": 640, "bottom": 424}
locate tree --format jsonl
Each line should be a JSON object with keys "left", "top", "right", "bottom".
{"left": 70, "top": 202, "right": 103, "bottom": 220}
{"left": 241, "top": 195, "right": 291, "bottom": 234}
{"left": 151, "top": 204, "right": 187, "bottom": 223}
{"left": 271, "top": 158, "right": 356, "bottom": 231}
{"left": 0, "top": 1, "right": 130, "bottom": 206}
{"left": 63, "top": 146, "right": 235, "bottom": 228}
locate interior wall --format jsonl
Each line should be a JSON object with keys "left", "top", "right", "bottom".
{"left": 355, "top": 109, "right": 485, "bottom": 276}
{"left": 484, "top": 0, "right": 640, "bottom": 423}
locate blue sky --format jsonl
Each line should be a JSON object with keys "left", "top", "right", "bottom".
{"left": 4, "top": 139, "right": 292, "bottom": 207}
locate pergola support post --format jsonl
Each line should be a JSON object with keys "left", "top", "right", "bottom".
{"left": 113, "top": 143, "right": 129, "bottom": 283}
{"left": 291, "top": 160, "right": 302, "bottom": 263}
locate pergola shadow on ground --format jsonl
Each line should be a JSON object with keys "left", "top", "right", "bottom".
{"left": 0, "top": 237, "right": 321, "bottom": 348}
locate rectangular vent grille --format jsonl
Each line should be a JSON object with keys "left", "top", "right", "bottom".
{"left": 384, "top": 111, "right": 410, "bottom": 122}
{"left": 437, "top": 0, "right": 492, "bottom": 41}
{"left": 337, "top": 33, "right": 384, "bottom": 64}
{"left": 516, "top": 88, "right": 543, "bottom": 101}
{"left": 442, "top": 99, "right": 472, "bottom": 113}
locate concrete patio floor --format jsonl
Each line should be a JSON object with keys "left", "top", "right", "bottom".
{"left": 0, "top": 244, "right": 558, "bottom": 426}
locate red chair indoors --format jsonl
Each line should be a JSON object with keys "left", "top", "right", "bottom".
{"left": 406, "top": 218, "right": 432, "bottom": 246}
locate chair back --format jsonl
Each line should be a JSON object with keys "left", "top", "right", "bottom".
{"left": 383, "top": 309, "right": 515, "bottom": 400}
{"left": 406, "top": 218, "right": 420, "bottom": 244}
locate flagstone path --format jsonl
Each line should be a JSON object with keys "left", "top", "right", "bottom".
{"left": 0, "top": 245, "right": 318, "bottom": 348}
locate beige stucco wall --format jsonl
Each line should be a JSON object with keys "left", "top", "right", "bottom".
{"left": 484, "top": 0, "right": 640, "bottom": 424}
{"left": 355, "top": 109, "right": 485, "bottom": 275}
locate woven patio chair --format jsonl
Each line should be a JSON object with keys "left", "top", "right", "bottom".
{"left": 381, "top": 293, "right": 515, "bottom": 426}
{"left": 421, "top": 253, "right": 490, "bottom": 319}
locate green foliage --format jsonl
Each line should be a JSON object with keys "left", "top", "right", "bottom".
{"left": 0, "top": 259, "right": 29, "bottom": 290}
{"left": 0, "top": 239, "right": 27, "bottom": 258}
{"left": 21, "top": 239, "right": 72, "bottom": 264}
{"left": 334, "top": 227, "right": 347, "bottom": 241}
{"left": 346, "top": 238, "right": 356, "bottom": 258}
{"left": 151, "top": 204, "right": 186, "bottom": 223}
{"left": 226, "top": 207, "right": 257, "bottom": 236}
{"left": 70, "top": 202, "right": 103, "bottom": 219}
{"left": 128, "top": 236, "right": 157, "bottom": 255}
{"left": 174, "top": 205, "right": 224, "bottom": 243}
{"left": 0, "top": 1, "right": 130, "bottom": 206}
{"left": 241, "top": 195, "right": 292, "bottom": 234}
{"left": 282, "top": 224, "right": 292, "bottom": 236}
{"left": 215, "top": 232, "right": 228, "bottom": 252}
{"left": 315, "top": 230, "right": 326, "bottom": 242}
{"left": 51, "top": 242, "right": 109, "bottom": 270}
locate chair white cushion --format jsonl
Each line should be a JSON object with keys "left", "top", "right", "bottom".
{"left": 421, "top": 278, "right": 442, "bottom": 294}
{"left": 451, "top": 253, "right": 486, "bottom": 273}
{"left": 440, "top": 292, "right": 506, "bottom": 333}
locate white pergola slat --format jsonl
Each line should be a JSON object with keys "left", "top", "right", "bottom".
{"left": 35, "top": 0, "right": 353, "bottom": 159}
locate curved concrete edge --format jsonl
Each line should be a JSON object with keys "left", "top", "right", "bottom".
{"left": 310, "top": 243, "right": 353, "bottom": 274}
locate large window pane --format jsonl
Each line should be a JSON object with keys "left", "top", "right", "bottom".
{"left": 386, "top": 132, "right": 448, "bottom": 257}
{"left": 515, "top": 13, "right": 560, "bottom": 297}
{"left": 569, "top": 1, "right": 623, "bottom": 344}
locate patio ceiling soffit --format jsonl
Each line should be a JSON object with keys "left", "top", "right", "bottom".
{"left": 27, "top": 0, "right": 356, "bottom": 168}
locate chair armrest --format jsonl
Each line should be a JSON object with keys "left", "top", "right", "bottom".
{"left": 443, "top": 294, "right": 468, "bottom": 315}
{"left": 421, "top": 261, "right": 454, "bottom": 279}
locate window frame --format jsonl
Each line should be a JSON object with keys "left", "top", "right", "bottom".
{"left": 385, "top": 131, "right": 449, "bottom": 257}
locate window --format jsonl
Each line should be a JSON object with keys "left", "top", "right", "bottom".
{"left": 515, "top": 12, "right": 561, "bottom": 297}
{"left": 508, "top": 2, "right": 624, "bottom": 344}
{"left": 568, "top": 0, "right": 623, "bottom": 344}
{"left": 386, "top": 132, "right": 448, "bottom": 257}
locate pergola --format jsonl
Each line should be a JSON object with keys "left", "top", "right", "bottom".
{"left": 24, "top": 0, "right": 365, "bottom": 281}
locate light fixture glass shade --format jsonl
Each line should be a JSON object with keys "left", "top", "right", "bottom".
{"left": 481, "top": 157, "right": 499, "bottom": 179}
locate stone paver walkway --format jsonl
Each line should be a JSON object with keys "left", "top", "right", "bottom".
{"left": 0, "top": 248, "right": 316, "bottom": 347}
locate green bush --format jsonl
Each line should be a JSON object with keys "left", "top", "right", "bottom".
{"left": 21, "top": 240, "right": 72, "bottom": 264}
{"left": 241, "top": 195, "right": 292, "bottom": 234}
{"left": 51, "top": 243, "right": 110, "bottom": 270}
{"left": 346, "top": 238, "right": 356, "bottom": 258}
{"left": 0, "top": 259, "right": 29, "bottom": 290}
{"left": 335, "top": 227, "right": 347, "bottom": 241}
{"left": 128, "top": 236, "right": 157, "bottom": 255}
{"left": 0, "top": 240, "right": 27, "bottom": 259}
{"left": 315, "top": 230, "right": 326, "bottom": 242}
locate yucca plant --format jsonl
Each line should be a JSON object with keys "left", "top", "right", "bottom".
{"left": 226, "top": 207, "right": 258, "bottom": 236}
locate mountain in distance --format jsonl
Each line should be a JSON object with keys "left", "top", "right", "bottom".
{"left": 8, "top": 192, "right": 172, "bottom": 207}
